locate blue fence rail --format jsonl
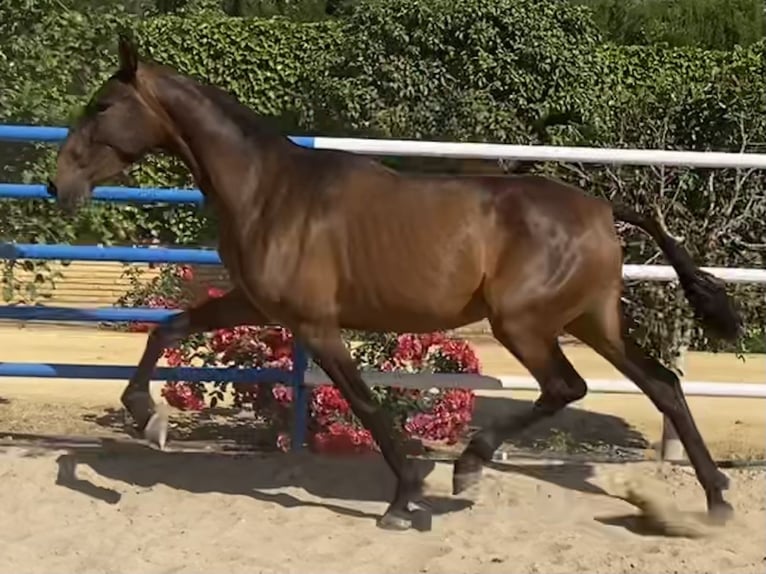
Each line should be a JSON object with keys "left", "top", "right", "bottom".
{"left": 0, "top": 123, "right": 316, "bottom": 148}
{"left": 0, "top": 306, "right": 177, "bottom": 322}
{"left": 0, "top": 183, "right": 204, "bottom": 204}
{"left": 0, "top": 124, "right": 313, "bottom": 451}
{"left": 0, "top": 243, "right": 221, "bottom": 264}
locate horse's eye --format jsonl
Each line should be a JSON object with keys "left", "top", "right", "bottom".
{"left": 94, "top": 101, "right": 110, "bottom": 113}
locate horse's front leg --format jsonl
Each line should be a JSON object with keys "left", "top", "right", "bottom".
{"left": 298, "top": 328, "right": 432, "bottom": 531}
{"left": 121, "top": 288, "right": 267, "bottom": 448}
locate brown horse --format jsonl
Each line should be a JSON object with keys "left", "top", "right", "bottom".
{"left": 48, "top": 35, "right": 742, "bottom": 531}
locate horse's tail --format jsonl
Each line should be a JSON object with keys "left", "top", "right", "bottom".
{"left": 612, "top": 205, "right": 742, "bottom": 341}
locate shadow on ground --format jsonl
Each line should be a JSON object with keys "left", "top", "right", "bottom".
{"left": 471, "top": 394, "right": 650, "bottom": 458}
{"left": 0, "top": 389, "right": 652, "bottom": 530}
{"left": 81, "top": 392, "right": 650, "bottom": 459}
{"left": 0, "top": 385, "right": 651, "bottom": 528}
{"left": 82, "top": 406, "right": 285, "bottom": 449}
{"left": 47, "top": 444, "right": 475, "bottom": 524}
{"left": 1, "top": 432, "right": 616, "bottom": 503}
{"left": 7, "top": 437, "right": 620, "bottom": 528}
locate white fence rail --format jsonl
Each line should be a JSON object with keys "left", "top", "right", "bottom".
{"left": 312, "top": 136, "right": 766, "bottom": 169}
{"left": 622, "top": 265, "right": 766, "bottom": 283}
{"left": 305, "top": 372, "right": 766, "bottom": 398}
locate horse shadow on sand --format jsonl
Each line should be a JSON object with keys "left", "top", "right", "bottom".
{"left": 6, "top": 392, "right": 651, "bottom": 528}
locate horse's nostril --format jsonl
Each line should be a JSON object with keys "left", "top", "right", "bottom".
{"left": 46, "top": 178, "right": 58, "bottom": 198}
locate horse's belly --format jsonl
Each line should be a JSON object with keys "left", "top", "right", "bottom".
{"left": 335, "top": 256, "right": 487, "bottom": 332}
{"left": 336, "top": 297, "right": 486, "bottom": 333}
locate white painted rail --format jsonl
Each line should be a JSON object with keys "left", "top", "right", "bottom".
{"left": 6, "top": 125, "right": 766, "bottom": 168}
{"left": 313, "top": 136, "right": 766, "bottom": 169}
{"left": 305, "top": 371, "right": 766, "bottom": 398}
{"left": 623, "top": 265, "right": 766, "bottom": 283}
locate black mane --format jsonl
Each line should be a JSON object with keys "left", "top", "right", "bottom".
{"left": 192, "top": 80, "right": 289, "bottom": 143}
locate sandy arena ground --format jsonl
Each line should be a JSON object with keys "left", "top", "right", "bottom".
{"left": 0, "top": 323, "right": 764, "bottom": 573}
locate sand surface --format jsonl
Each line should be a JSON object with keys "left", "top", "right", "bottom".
{"left": 0, "top": 324, "right": 764, "bottom": 573}
{"left": 0, "top": 445, "right": 763, "bottom": 574}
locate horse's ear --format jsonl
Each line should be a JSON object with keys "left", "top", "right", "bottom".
{"left": 117, "top": 33, "right": 139, "bottom": 80}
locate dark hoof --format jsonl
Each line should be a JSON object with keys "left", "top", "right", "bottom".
{"left": 121, "top": 390, "right": 156, "bottom": 433}
{"left": 453, "top": 450, "right": 485, "bottom": 495}
{"left": 452, "top": 469, "right": 482, "bottom": 495}
{"left": 715, "top": 470, "right": 731, "bottom": 491}
{"left": 707, "top": 501, "right": 734, "bottom": 526}
{"left": 377, "top": 504, "right": 433, "bottom": 532}
{"left": 55, "top": 455, "right": 77, "bottom": 484}
{"left": 144, "top": 410, "right": 168, "bottom": 450}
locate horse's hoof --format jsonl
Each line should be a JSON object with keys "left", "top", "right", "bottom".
{"left": 377, "top": 504, "right": 432, "bottom": 532}
{"left": 452, "top": 467, "right": 482, "bottom": 496}
{"left": 377, "top": 512, "right": 412, "bottom": 531}
{"left": 708, "top": 501, "right": 734, "bottom": 526}
{"left": 715, "top": 470, "right": 731, "bottom": 491}
{"left": 55, "top": 455, "right": 77, "bottom": 484}
{"left": 144, "top": 411, "right": 168, "bottom": 450}
{"left": 452, "top": 450, "right": 484, "bottom": 495}
{"left": 409, "top": 504, "right": 433, "bottom": 532}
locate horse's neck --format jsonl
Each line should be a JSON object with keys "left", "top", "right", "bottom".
{"left": 152, "top": 75, "right": 269, "bottom": 219}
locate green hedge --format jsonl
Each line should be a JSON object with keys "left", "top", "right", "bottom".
{"left": 305, "top": 0, "right": 604, "bottom": 143}
{"left": 573, "top": 0, "right": 764, "bottom": 50}
{"left": 0, "top": 0, "right": 763, "bottom": 358}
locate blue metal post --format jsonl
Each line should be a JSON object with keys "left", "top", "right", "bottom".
{"left": 290, "top": 342, "right": 310, "bottom": 452}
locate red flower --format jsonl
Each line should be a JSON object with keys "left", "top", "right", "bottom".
{"left": 311, "top": 422, "right": 376, "bottom": 455}
{"left": 207, "top": 287, "right": 226, "bottom": 299}
{"left": 163, "top": 347, "right": 186, "bottom": 367}
{"left": 161, "top": 382, "right": 205, "bottom": 411}
{"left": 177, "top": 265, "right": 194, "bottom": 282}
{"left": 276, "top": 432, "right": 291, "bottom": 452}
{"left": 272, "top": 384, "right": 293, "bottom": 405}
{"left": 128, "top": 322, "right": 153, "bottom": 333}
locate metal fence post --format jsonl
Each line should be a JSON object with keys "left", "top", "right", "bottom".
{"left": 660, "top": 414, "right": 686, "bottom": 461}
{"left": 661, "top": 343, "right": 688, "bottom": 462}
{"left": 290, "top": 342, "right": 310, "bottom": 452}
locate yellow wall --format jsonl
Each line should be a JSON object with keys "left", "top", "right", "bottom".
{"left": 4, "top": 261, "right": 149, "bottom": 307}
{"left": 2, "top": 261, "right": 494, "bottom": 335}
{"left": 3, "top": 262, "right": 232, "bottom": 307}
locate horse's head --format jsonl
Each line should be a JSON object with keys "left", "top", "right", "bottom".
{"left": 48, "top": 34, "right": 168, "bottom": 214}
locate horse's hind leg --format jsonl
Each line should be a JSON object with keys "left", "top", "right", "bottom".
{"left": 453, "top": 319, "right": 588, "bottom": 494}
{"left": 565, "top": 296, "right": 733, "bottom": 523}
{"left": 122, "top": 288, "right": 267, "bottom": 448}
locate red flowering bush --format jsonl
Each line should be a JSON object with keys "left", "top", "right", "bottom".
{"left": 116, "top": 264, "right": 479, "bottom": 454}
